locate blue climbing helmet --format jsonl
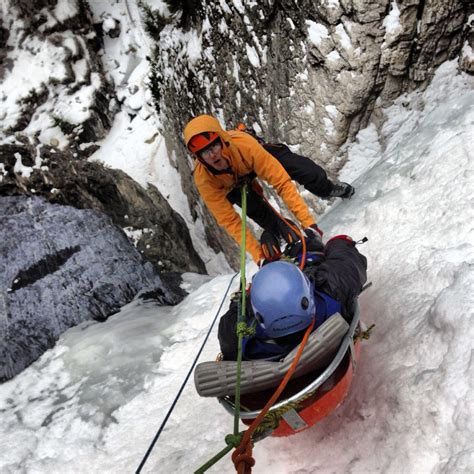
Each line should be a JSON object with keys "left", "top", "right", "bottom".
{"left": 250, "top": 261, "right": 315, "bottom": 338}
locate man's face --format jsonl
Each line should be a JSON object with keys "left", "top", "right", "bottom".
{"left": 199, "top": 141, "right": 228, "bottom": 170}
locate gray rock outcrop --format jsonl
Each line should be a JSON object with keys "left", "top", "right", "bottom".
{"left": 0, "top": 195, "right": 179, "bottom": 381}
{"left": 458, "top": 7, "right": 474, "bottom": 74}
{"left": 0, "top": 0, "right": 208, "bottom": 272}
{"left": 0, "top": 0, "right": 210, "bottom": 382}
{"left": 0, "top": 143, "right": 206, "bottom": 274}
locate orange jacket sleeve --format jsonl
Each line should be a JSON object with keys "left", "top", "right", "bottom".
{"left": 248, "top": 142, "right": 316, "bottom": 228}
{"left": 196, "top": 179, "right": 264, "bottom": 263}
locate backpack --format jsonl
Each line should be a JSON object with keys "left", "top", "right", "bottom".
{"left": 235, "top": 122, "right": 265, "bottom": 144}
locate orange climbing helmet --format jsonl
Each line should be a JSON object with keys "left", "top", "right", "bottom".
{"left": 187, "top": 131, "right": 220, "bottom": 154}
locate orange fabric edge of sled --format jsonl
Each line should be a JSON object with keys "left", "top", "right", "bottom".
{"left": 271, "top": 339, "right": 362, "bottom": 437}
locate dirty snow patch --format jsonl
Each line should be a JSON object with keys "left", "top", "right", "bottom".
{"left": 306, "top": 20, "right": 329, "bottom": 46}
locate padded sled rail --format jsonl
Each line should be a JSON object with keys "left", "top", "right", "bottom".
{"left": 194, "top": 313, "right": 349, "bottom": 398}
{"left": 219, "top": 302, "right": 361, "bottom": 419}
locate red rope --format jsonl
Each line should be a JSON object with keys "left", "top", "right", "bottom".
{"left": 232, "top": 318, "right": 316, "bottom": 472}
{"left": 256, "top": 181, "right": 307, "bottom": 270}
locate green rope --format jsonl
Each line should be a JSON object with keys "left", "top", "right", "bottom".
{"left": 193, "top": 433, "right": 244, "bottom": 473}
{"left": 236, "top": 321, "right": 256, "bottom": 337}
{"left": 194, "top": 185, "right": 252, "bottom": 473}
{"left": 225, "top": 433, "right": 243, "bottom": 447}
{"left": 234, "top": 183, "right": 248, "bottom": 436}
{"left": 194, "top": 445, "right": 234, "bottom": 474}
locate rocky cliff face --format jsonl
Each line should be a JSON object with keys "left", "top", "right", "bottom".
{"left": 0, "top": 0, "right": 115, "bottom": 150}
{"left": 0, "top": 0, "right": 206, "bottom": 273}
{"left": 149, "top": 0, "right": 471, "bottom": 257}
{"left": 0, "top": 195, "right": 180, "bottom": 381}
{"left": 154, "top": 0, "right": 469, "bottom": 154}
{"left": 0, "top": 0, "right": 207, "bottom": 380}
{"left": 0, "top": 143, "right": 206, "bottom": 273}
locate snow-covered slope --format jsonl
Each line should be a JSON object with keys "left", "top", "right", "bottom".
{"left": 0, "top": 62, "right": 473, "bottom": 473}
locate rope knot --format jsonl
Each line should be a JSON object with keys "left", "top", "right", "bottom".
{"left": 232, "top": 442, "right": 255, "bottom": 473}
{"left": 225, "top": 433, "right": 242, "bottom": 448}
{"left": 236, "top": 322, "right": 256, "bottom": 337}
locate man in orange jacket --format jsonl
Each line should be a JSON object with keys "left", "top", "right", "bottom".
{"left": 183, "top": 115, "right": 353, "bottom": 264}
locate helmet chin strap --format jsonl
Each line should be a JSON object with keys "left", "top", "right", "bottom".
{"left": 196, "top": 155, "right": 208, "bottom": 166}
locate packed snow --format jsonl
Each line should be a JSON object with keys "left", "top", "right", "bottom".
{"left": 13, "top": 153, "right": 34, "bottom": 179}
{"left": 306, "top": 20, "right": 329, "bottom": 47}
{"left": 246, "top": 44, "right": 261, "bottom": 68}
{"left": 462, "top": 40, "right": 474, "bottom": 62}
{"left": 1, "top": 0, "right": 473, "bottom": 472}
{"left": 383, "top": 1, "right": 402, "bottom": 45}
{"left": 0, "top": 0, "right": 104, "bottom": 149}
{"left": 326, "top": 50, "right": 342, "bottom": 63}
{"left": 335, "top": 23, "right": 352, "bottom": 51}
{"left": 184, "top": 30, "right": 203, "bottom": 66}
{"left": 1, "top": 59, "right": 473, "bottom": 473}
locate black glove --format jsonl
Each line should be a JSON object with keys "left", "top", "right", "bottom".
{"left": 303, "top": 224, "right": 324, "bottom": 253}
{"left": 260, "top": 230, "right": 282, "bottom": 265}
{"left": 286, "top": 224, "right": 324, "bottom": 258}
{"left": 276, "top": 219, "right": 300, "bottom": 245}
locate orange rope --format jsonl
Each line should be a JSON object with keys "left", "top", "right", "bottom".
{"left": 229, "top": 179, "right": 311, "bottom": 472}
{"left": 231, "top": 441, "right": 255, "bottom": 474}
{"left": 256, "top": 182, "right": 308, "bottom": 270}
{"left": 232, "top": 318, "right": 316, "bottom": 473}
{"left": 284, "top": 217, "right": 307, "bottom": 270}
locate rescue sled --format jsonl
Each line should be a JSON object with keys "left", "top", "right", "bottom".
{"left": 194, "top": 301, "right": 363, "bottom": 439}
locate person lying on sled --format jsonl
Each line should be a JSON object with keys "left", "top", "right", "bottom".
{"left": 218, "top": 231, "right": 367, "bottom": 361}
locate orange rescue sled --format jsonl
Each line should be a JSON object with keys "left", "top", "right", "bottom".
{"left": 216, "top": 301, "right": 363, "bottom": 438}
